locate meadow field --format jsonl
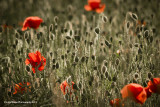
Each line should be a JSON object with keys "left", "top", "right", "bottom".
{"left": 0, "top": 0, "right": 160, "bottom": 107}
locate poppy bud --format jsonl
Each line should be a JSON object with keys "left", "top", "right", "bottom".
{"left": 91, "top": 55, "right": 96, "bottom": 61}
{"left": 49, "top": 24, "right": 53, "bottom": 32}
{"left": 15, "top": 39, "right": 18, "bottom": 46}
{"left": 55, "top": 24, "right": 58, "bottom": 29}
{"left": 74, "top": 36, "right": 80, "bottom": 42}
{"left": 112, "top": 76, "right": 117, "bottom": 82}
{"left": 105, "top": 40, "right": 111, "bottom": 48}
{"left": 61, "top": 55, "right": 65, "bottom": 60}
{"left": 134, "top": 43, "right": 139, "bottom": 47}
{"left": 56, "top": 62, "right": 59, "bottom": 69}
{"left": 101, "top": 65, "right": 107, "bottom": 73}
{"left": 134, "top": 73, "right": 139, "bottom": 79}
{"left": 52, "top": 59, "right": 56, "bottom": 63}
{"left": 102, "top": 16, "right": 108, "bottom": 23}
{"left": 66, "top": 36, "right": 71, "bottom": 39}
{"left": 147, "top": 72, "right": 153, "bottom": 79}
{"left": 119, "top": 41, "right": 122, "bottom": 45}
{"left": 110, "top": 37, "right": 113, "bottom": 42}
{"left": 95, "top": 27, "right": 100, "bottom": 34}
{"left": 52, "top": 64, "right": 56, "bottom": 70}
{"left": 64, "top": 39, "right": 67, "bottom": 45}
{"left": 26, "top": 66, "right": 30, "bottom": 71}
{"left": 144, "top": 30, "right": 149, "bottom": 38}
{"left": 81, "top": 56, "right": 85, "bottom": 63}
{"left": 127, "top": 21, "right": 130, "bottom": 29}
{"left": 93, "top": 66, "right": 98, "bottom": 70}
{"left": 19, "top": 58, "right": 22, "bottom": 63}
{"left": 132, "top": 13, "right": 138, "bottom": 20}
{"left": 64, "top": 28, "right": 68, "bottom": 33}
{"left": 105, "top": 72, "right": 109, "bottom": 78}
{"left": 138, "top": 48, "right": 142, "bottom": 54}
{"left": 54, "top": 16, "right": 59, "bottom": 23}
{"left": 75, "top": 56, "right": 79, "bottom": 62}
{"left": 149, "top": 36, "right": 153, "bottom": 43}
{"left": 0, "top": 26, "right": 2, "bottom": 33}
{"left": 108, "top": 76, "right": 112, "bottom": 81}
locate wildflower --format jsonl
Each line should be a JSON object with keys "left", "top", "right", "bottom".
{"left": 120, "top": 83, "right": 147, "bottom": 104}
{"left": 25, "top": 51, "right": 46, "bottom": 73}
{"left": 117, "top": 50, "right": 121, "bottom": 54}
{"left": 147, "top": 78, "right": 160, "bottom": 94}
{"left": 13, "top": 82, "right": 31, "bottom": 94}
{"left": 137, "top": 20, "right": 146, "bottom": 27}
{"left": 84, "top": 0, "right": 105, "bottom": 13}
{"left": 60, "top": 80, "right": 75, "bottom": 95}
{"left": 22, "top": 16, "right": 43, "bottom": 31}
{"left": 110, "top": 98, "right": 124, "bottom": 107}
{"left": 60, "top": 80, "right": 78, "bottom": 103}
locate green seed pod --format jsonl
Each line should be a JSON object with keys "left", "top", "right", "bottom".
{"left": 91, "top": 55, "right": 96, "bottom": 61}
{"left": 26, "top": 66, "right": 30, "bottom": 71}
{"left": 49, "top": 24, "right": 53, "bottom": 32}
{"left": 147, "top": 72, "right": 153, "bottom": 79}
{"left": 138, "top": 48, "right": 142, "bottom": 54}
{"left": 75, "top": 56, "right": 79, "bottom": 62}
{"left": 54, "top": 16, "right": 59, "bottom": 23}
{"left": 132, "top": 13, "right": 138, "bottom": 20}
{"left": 144, "top": 30, "right": 149, "bottom": 38}
{"left": 80, "top": 56, "right": 85, "bottom": 63}
{"left": 127, "top": 21, "right": 130, "bottom": 29}
{"left": 134, "top": 43, "right": 139, "bottom": 47}
{"left": 115, "top": 58, "right": 120, "bottom": 65}
{"left": 56, "top": 62, "right": 59, "bottom": 69}
{"left": 52, "top": 64, "right": 56, "bottom": 70}
{"left": 66, "top": 36, "right": 71, "bottom": 39}
{"left": 101, "top": 65, "right": 107, "bottom": 73}
{"left": 0, "top": 26, "right": 2, "bottom": 33}
{"left": 52, "top": 59, "right": 56, "bottom": 63}
{"left": 102, "top": 16, "right": 108, "bottom": 23}
{"left": 134, "top": 73, "right": 139, "bottom": 79}
{"left": 95, "top": 27, "right": 100, "bottom": 34}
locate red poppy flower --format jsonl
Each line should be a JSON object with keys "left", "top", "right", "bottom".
{"left": 25, "top": 51, "right": 46, "bottom": 73}
{"left": 147, "top": 78, "right": 160, "bottom": 94}
{"left": 22, "top": 16, "right": 43, "bottom": 31}
{"left": 110, "top": 98, "right": 124, "bottom": 107}
{"left": 120, "top": 83, "right": 147, "bottom": 104}
{"left": 144, "top": 86, "right": 152, "bottom": 98}
{"left": 84, "top": 0, "right": 105, "bottom": 13}
{"left": 60, "top": 80, "right": 75, "bottom": 95}
{"left": 13, "top": 82, "right": 31, "bottom": 94}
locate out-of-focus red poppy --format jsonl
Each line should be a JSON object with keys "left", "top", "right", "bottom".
{"left": 147, "top": 78, "right": 160, "bottom": 94}
{"left": 1, "top": 24, "right": 13, "bottom": 32}
{"left": 120, "top": 83, "right": 147, "bottom": 104}
{"left": 136, "top": 20, "right": 146, "bottom": 27}
{"left": 13, "top": 82, "right": 31, "bottom": 94}
{"left": 25, "top": 51, "right": 46, "bottom": 73}
{"left": 22, "top": 16, "right": 43, "bottom": 31}
{"left": 84, "top": 0, "right": 105, "bottom": 13}
{"left": 144, "top": 86, "right": 152, "bottom": 98}
{"left": 110, "top": 98, "right": 124, "bottom": 107}
{"left": 60, "top": 80, "right": 75, "bottom": 95}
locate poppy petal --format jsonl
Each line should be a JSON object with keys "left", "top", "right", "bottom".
{"left": 25, "top": 59, "right": 30, "bottom": 65}
{"left": 38, "top": 65, "right": 44, "bottom": 71}
{"left": 36, "top": 51, "right": 42, "bottom": 62}
{"left": 95, "top": 4, "right": 105, "bottom": 13}
{"left": 32, "top": 67, "right": 36, "bottom": 73}
{"left": 136, "top": 89, "right": 147, "bottom": 104}
{"left": 84, "top": 5, "right": 92, "bottom": 11}
{"left": 28, "top": 53, "right": 37, "bottom": 62}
